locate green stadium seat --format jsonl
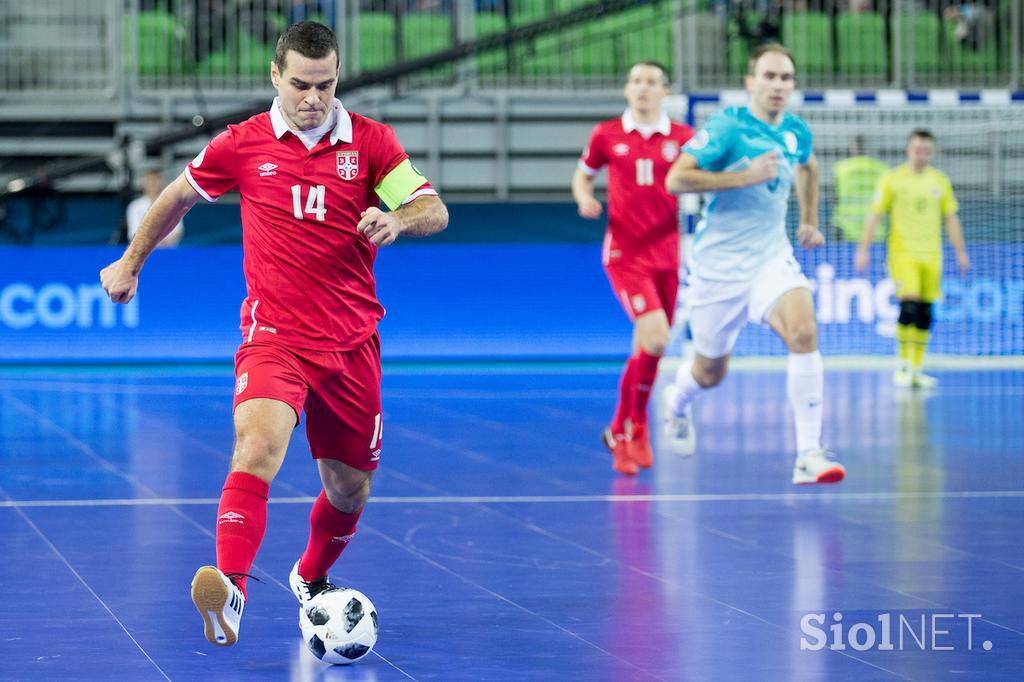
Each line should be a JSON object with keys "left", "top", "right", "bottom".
{"left": 836, "top": 12, "right": 886, "bottom": 78}
{"left": 358, "top": 13, "right": 396, "bottom": 72}
{"left": 909, "top": 11, "right": 941, "bottom": 75}
{"left": 401, "top": 13, "right": 453, "bottom": 80}
{"left": 783, "top": 12, "right": 832, "bottom": 77}
{"left": 130, "top": 10, "right": 181, "bottom": 77}
{"left": 944, "top": 18, "right": 998, "bottom": 73}
{"left": 236, "top": 33, "right": 275, "bottom": 78}
{"left": 474, "top": 12, "right": 509, "bottom": 74}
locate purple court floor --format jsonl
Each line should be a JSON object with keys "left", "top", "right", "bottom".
{"left": 1, "top": 364, "right": 1021, "bottom": 681}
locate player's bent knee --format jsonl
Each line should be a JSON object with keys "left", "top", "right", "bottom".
{"left": 693, "top": 362, "right": 727, "bottom": 388}
{"left": 636, "top": 317, "right": 670, "bottom": 356}
{"left": 229, "top": 446, "right": 283, "bottom": 482}
{"left": 321, "top": 465, "right": 373, "bottom": 513}
{"left": 639, "top": 337, "right": 668, "bottom": 357}
{"left": 915, "top": 302, "right": 933, "bottom": 330}
{"left": 786, "top": 323, "right": 818, "bottom": 353}
{"left": 898, "top": 300, "right": 921, "bottom": 326}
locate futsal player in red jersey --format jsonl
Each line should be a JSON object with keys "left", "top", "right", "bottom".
{"left": 571, "top": 61, "right": 694, "bottom": 476}
{"left": 100, "top": 22, "right": 448, "bottom": 647}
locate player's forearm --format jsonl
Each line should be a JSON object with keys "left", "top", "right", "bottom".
{"left": 393, "top": 195, "right": 448, "bottom": 237}
{"left": 571, "top": 168, "right": 596, "bottom": 204}
{"left": 665, "top": 168, "right": 755, "bottom": 194}
{"left": 796, "top": 163, "right": 819, "bottom": 227}
{"left": 859, "top": 214, "right": 882, "bottom": 249}
{"left": 944, "top": 214, "right": 967, "bottom": 255}
{"left": 122, "top": 176, "right": 198, "bottom": 271}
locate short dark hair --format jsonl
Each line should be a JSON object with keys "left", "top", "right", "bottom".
{"left": 629, "top": 61, "right": 670, "bottom": 86}
{"left": 274, "top": 21, "right": 339, "bottom": 72}
{"left": 908, "top": 128, "right": 936, "bottom": 143}
{"left": 747, "top": 43, "right": 796, "bottom": 75}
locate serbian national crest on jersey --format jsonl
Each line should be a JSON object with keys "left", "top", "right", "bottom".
{"left": 336, "top": 151, "right": 359, "bottom": 180}
{"left": 662, "top": 141, "right": 679, "bottom": 163}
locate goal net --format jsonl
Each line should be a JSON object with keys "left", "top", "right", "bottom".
{"left": 680, "top": 96, "right": 1024, "bottom": 358}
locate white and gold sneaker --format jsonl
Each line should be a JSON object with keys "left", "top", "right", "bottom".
{"left": 191, "top": 566, "right": 245, "bottom": 646}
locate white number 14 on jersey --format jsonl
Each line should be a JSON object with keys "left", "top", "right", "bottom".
{"left": 291, "top": 184, "right": 326, "bottom": 221}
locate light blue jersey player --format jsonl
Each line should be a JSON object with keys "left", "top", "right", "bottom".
{"left": 661, "top": 43, "right": 845, "bottom": 485}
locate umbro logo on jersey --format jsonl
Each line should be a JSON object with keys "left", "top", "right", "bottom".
{"left": 613, "top": 143, "right": 630, "bottom": 156}
{"left": 218, "top": 511, "right": 245, "bottom": 525}
{"left": 258, "top": 162, "right": 278, "bottom": 176}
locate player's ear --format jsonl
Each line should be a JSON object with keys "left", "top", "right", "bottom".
{"left": 270, "top": 60, "right": 280, "bottom": 88}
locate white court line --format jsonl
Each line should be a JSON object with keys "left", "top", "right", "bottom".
{"left": 0, "top": 486, "right": 173, "bottom": 681}
{"left": 3, "top": 490, "right": 1022, "bottom": 508}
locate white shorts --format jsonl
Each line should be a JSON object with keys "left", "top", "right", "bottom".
{"left": 688, "top": 251, "right": 811, "bottom": 359}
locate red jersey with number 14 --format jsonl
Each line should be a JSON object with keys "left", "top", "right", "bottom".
{"left": 185, "top": 99, "right": 434, "bottom": 352}
{"left": 579, "top": 111, "right": 694, "bottom": 272}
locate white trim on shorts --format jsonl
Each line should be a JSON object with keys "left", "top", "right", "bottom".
{"left": 687, "top": 250, "right": 811, "bottom": 358}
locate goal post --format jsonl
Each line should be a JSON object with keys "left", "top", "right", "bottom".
{"left": 665, "top": 91, "right": 1024, "bottom": 359}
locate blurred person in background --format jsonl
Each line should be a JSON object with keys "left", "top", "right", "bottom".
{"left": 856, "top": 129, "right": 969, "bottom": 389}
{"left": 572, "top": 61, "right": 694, "bottom": 476}
{"left": 833, "top": 134, "right": 887, "bottom": 243}
{"left": 127, "top": 169, "right": 184, "bottom": 247}
{"left": 661, "top": 43, "right": 845, "bottom": 485}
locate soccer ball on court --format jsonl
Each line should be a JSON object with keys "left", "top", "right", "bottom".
{"left": 299, "top": 588, "right": 378, "bottom": 665}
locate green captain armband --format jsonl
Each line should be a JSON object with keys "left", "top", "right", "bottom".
{"left": 374, "top": 159, "right": 429, "bottom": 210}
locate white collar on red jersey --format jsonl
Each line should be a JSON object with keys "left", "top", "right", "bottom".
{"left": 270, "top": 97, "right": 353, "bottom": 144}
{"left": 621, "top": 109, "right": 671, "bottom": 138}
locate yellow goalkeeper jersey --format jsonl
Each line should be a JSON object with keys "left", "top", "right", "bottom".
{"left": 869, "top": 164, "right": 958, "bottom": 262}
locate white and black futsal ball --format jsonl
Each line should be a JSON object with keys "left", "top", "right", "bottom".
{"left": 300, "top": 588, "right": 378, "bottom": 665}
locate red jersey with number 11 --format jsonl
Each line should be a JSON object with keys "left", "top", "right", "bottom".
{"left": 185, "top": 99, "right": 434, "bottom": 352}
{"left": 579, "top": 111, "right": 693, "bottom": 272}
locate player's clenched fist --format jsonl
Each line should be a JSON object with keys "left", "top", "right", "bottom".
{"left": 796, "top": 224, "right": 825, "bottom": 249}
{"left": 357, "top": 207, "right": 403, "bottom": 246}
{"left": 745, "top": 151, "right": 778, "bottom": 185}
{"left": 576, "top": 195, "right": 603, "bottom": 219}
{"left": 100, "top": 259, "right": 138, "bottom": 304}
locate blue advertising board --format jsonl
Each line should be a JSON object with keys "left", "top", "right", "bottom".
{"left": 0, "top": 243, "right": 1020, "bottom": 362}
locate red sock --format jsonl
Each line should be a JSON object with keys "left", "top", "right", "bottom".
{"left": 611, "top": 357, "right": 636, "bottom": 434}
{"left": 215, "top": 471, "right": 269, "bottom": 599}
{"left": 629, "top": 350, "right": 661, "bottom": 426}
{"left": 298, "top": 491, "right": 362, "bottom": 580}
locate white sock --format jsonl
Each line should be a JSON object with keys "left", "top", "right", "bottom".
{"left": 670, "top": 361, "right": 705, "bottom": 417}
{"left": 787, "top": 351, "right": 824, "bottom": 454}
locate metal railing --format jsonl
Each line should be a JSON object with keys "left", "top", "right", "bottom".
{"left": 0, "top": 2, "right": 1020, "bottom": 101}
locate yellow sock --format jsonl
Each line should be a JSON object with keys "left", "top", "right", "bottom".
{"left": 910, "top": 327, "right": 930, "bottom": 371}
{"left": 896, "top": 324, "right": 914, "bottom": 367}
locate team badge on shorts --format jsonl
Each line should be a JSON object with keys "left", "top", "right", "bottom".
{"left": 662, "top": 141, "right": 679, "bottom": 162}
{"left": 235, "top": 372, "right": 248, "bottom": 396}
{"left": 631, "top": 294, "right": 647, "bottom": 314}
{"left": 336, "top": 151, "right": 359, "bottom": 180}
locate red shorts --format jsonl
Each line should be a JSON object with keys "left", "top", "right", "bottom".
{"left": 605, "top": 263, "right": 678, "bottom": 324}
{"left": 232, "top": 334, "right": 383, "bottom": 471}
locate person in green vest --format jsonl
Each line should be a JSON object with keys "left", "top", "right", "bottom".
{"left": 833, "top": 135, "right": 888, "bottom": 242}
